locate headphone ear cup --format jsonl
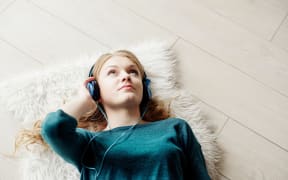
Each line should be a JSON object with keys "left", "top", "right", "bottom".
{"left": 93, "top": 81, "right": 100, "bottom": 101}
{"left": 143, "top": 78, "right": 152, "bottom": 100}
{"left": 140, "top": 78, "right": 152, "bottom": 113}
{"left": 87, "top": 80, "right": 100, "bottom": 101}
{"left": 87, "top": 65, "right": 101, "bottom": 101}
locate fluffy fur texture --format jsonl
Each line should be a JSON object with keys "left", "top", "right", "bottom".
{"left": 0, "top": 41, "right": 220, "bottom": 179}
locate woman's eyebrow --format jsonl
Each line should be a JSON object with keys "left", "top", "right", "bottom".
{"left": 103, "top": 65, "right": 118, "bottom": 70}
{"left": 127, "top": 64, "right": 138, "bottom": 68}
{"left": 104, "top": 64, "right": 138, "bottom": 70}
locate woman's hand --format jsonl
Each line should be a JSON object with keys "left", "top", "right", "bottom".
{"left": 61, "top": 77, "right": 97, "bottom": 120}
{"left": 77, "top": 77, "right": 98, "bottom": 110}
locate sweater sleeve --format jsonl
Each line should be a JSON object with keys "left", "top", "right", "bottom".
{"left": 179, "top": 120, "right": 211, "bottom": 180}
{"left": 41, "top": 109, "right": 91, "bottom": 171}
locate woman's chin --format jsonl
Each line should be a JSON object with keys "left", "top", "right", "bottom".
{"left": 103, "top": 93, "right": 141, "bottom": 107}
{"left": 120, "top": 95, "right": 141, "bottom": 106}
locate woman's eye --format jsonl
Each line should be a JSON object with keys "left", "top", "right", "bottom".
{"left": 129, "top": 69, "right": 139, "bottom": 75}
{"left": 108, "top": 70, "right": 116, "bottom": 75}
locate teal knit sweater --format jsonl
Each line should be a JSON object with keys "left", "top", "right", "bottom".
{"left": 41, "top": 109, "right": 211, "bottom": 180}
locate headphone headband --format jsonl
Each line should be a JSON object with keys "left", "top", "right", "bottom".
{"left": 88, "top": 65, "right": 94, "bottom": 77}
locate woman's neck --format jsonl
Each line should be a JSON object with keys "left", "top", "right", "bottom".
{"left": 104, "top": 108, "right": 142, "bottom": 130}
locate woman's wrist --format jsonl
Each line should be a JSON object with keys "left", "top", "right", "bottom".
{"left": 61, "top": 97, "right": 96, "bottom": 120}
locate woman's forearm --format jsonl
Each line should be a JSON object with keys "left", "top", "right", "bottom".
{"left": 61, "top": 99, "right": 92, "bottom": 120}
{"left": 61, "top": 77, "right": 97, "bottom": 120}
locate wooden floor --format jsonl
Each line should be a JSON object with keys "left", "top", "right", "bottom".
{"left": 0, "top": 0, "right": 288, "bottom": 179}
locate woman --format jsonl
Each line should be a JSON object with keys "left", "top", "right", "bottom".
{"left": 20, "top": 50, "right": 210, "bottom": 179}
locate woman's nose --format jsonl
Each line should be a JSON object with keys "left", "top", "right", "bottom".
{"left": 121, "top": 71, "right": 131, "bottom": 82}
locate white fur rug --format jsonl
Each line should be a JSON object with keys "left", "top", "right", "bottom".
{"left": 0, "top": 41, "right": 220, "bottom": 179}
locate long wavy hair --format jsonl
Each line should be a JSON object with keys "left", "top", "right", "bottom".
{"left": 14, "top": 50, "right": 172, "bottom": 153}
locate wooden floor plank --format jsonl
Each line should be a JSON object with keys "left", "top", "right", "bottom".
{"left": 173, "top": 39, "right": 288, "bottom": 150}
{"left": 218, "top": 119, "right": 288, "bottom": 179}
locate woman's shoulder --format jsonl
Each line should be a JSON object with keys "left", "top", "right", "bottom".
{"left": 161, "top": 117, "right": 195, "bottom": 134}
{"left": 146, "top": 117, "right": 192, "bottom": 132}
{"left": 160, "top": 117, "right": 190, "bottom": 126}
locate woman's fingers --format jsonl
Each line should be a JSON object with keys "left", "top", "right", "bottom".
{"left": 83, "top": 77, "right": 96, "bottom": 86}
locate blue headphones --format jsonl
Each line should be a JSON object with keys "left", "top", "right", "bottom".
{"left": 86, "top": 65, "right": 152, "bottom": 114}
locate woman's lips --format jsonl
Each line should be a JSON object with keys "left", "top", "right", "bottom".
{"left": 119, "top": 84, "right": 134, "bottom": 90}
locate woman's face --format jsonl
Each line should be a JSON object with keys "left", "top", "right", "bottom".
{"left": 97, "top": 55, "right": 143, "bottom": 109}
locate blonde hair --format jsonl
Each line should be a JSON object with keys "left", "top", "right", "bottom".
{"left": 14, "top": 50, "right": 172, "bottom": 153}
